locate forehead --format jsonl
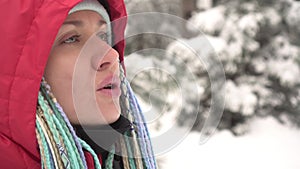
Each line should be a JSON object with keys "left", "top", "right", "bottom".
{"left": 65, "top": 10, "right": 106, "bottom": 24}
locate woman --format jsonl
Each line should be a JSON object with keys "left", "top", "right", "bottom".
{"left": 0, "top": 0, "right": 156, "bottom": 168}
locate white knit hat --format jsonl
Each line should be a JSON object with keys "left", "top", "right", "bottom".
{"left": 69, "top": 0, "right": 112, "bottom": 45}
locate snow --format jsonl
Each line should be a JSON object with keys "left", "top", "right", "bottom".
{"left": 124, "top": 53, "right": 155, "bottom": 75}
{"left": 285, "top": 1, "right": 300, "bottom": 32}
{"left": 263, "top": 8, "right": 282, "bottom": 27}
{"left": 196, "top": 0, "right": 212, "bottom": 10}
{"left": 157, "top": 117, "right": 300, "bottom": 169}
{"left": 225, "top": 80, "right": 257, "bottom": 116}
{"left": 268, "top": 59, "right": 300, "bottom": 86}
{"left": 270, "top": 35, "right": 299, "bottom": 60}
{"left": 187, "top": 6, "right": 226, "bottom": 34}
{"left": 123, "top": 1, "right": 300, "bottom": 168}
{"left": 238, "top": 13, "right": 262, "bottom": 38}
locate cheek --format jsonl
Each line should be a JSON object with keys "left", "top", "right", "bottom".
{"left": 45, "top": 48, "right": 79, "bottom": 80}
{"left": 43, "top": 48, "right": 80, "bottom": 123}
{"left": 44, "top": 48, "right": 79, "bottom": 98}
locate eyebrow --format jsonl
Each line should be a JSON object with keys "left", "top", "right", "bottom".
{"left": 62, "top": 20, "right": 107, "bottom": 26}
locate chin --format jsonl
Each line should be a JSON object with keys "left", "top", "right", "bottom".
{"left": 96, "top": 99, "right": 121, "bottom": 124}
{"left": 107, "top": 112, "right": 121, "bottom": 124}
{"left": 101, "top": 107, "right": 121, "bottom": 124}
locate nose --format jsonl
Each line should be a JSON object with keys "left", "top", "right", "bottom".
{"left": 98, "top": 47, "right": 119, "bottom": 71}
{"left": 91, "top": 44, "right": 119, "bottom": 72}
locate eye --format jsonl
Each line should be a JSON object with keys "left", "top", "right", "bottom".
{"left": 97, "top": 32, "right": 109, "bottom": 44}
{"left": 62, "top": 35, "right": 81, "bottom": 44}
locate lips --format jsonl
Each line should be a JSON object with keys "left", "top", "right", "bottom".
{"left": 96, "top": 75, "right": 121, "bottom": 97}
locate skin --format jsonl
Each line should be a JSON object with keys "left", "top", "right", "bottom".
{"left": 44, "top": 10, "right": 121, "bottom": 125}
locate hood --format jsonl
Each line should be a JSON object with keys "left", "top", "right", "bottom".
{"left": 0, "top": 0, "right": 127, "bottom": 167}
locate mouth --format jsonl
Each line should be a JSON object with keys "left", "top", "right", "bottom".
{"left": 98, "top": 83, "right": 117, "bottom": 90}
{"left": 96, "top": 75, "right": 121, "bottom": 97}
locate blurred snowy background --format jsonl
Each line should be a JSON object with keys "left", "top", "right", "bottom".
{"left": 123, "top": 0, "right": 300, "bottom": 168}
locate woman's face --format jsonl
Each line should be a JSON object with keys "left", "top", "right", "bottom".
{"left": 44, "top": 10, "right": 121, "bottom": 125}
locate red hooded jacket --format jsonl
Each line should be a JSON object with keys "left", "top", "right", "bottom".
{"left": 0, "top": 0, "right": 127, "bottom": 168}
